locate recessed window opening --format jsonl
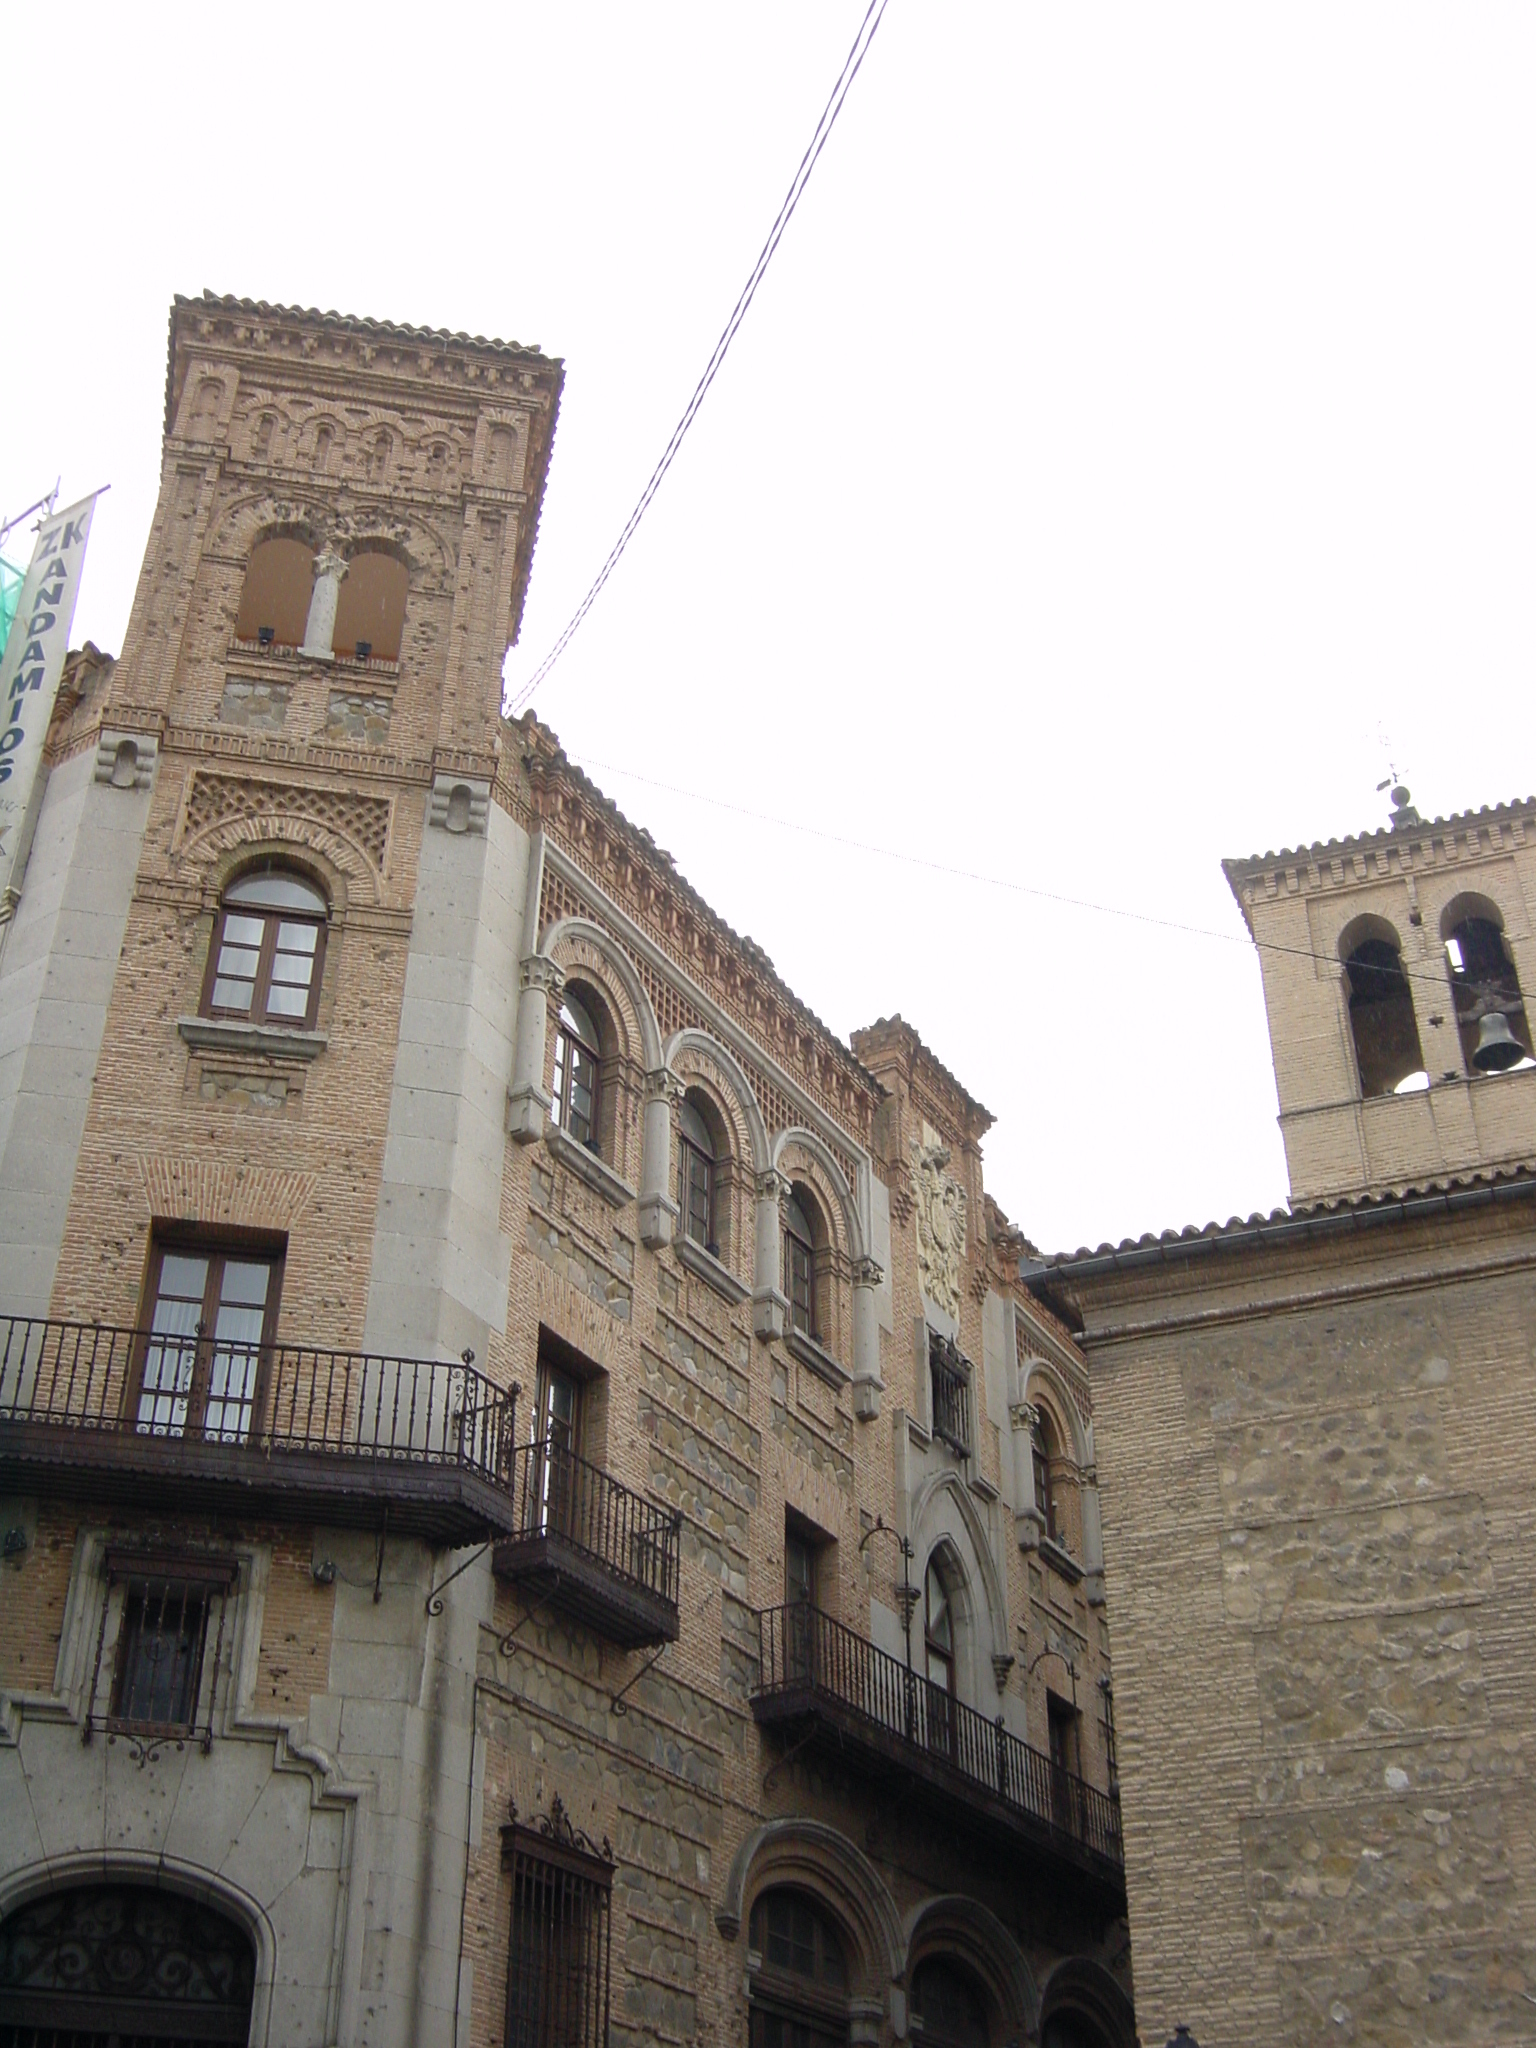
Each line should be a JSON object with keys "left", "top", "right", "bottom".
{"left": 1343, "top": 933, "right": 1425, "bottom": 1097}
{"left": 923, "top": 1557, "right": 957, "bottom": 1756}
{"left": 748, "top": 1890, "right": 848, "bottom": 2048}
{"left": 234, "top": 535, "right": 315, "bottom": 649}
{"left": 503, "top": 1803, "right": 613, "bottom": 2048}
{"left": 782, "top": 1189, "right": 817, "bottom": 1339}
{"left": 332, "top": 547, "right": 407, "bottom": 662}
{"left": 678, "top": 1092, "right": 717, "bottom": 1252}
{"left": 912, "top": 1959, "right": 992, "bottom": 2048}
{"left": 1445, "top": 911, "right": 1535, "bottom": 1074}
{"left": 553, "top": 993, "right": 602, "bottom": 1151}
{"left": 204, "top": 868, "right": 328, "bottom": 1029}
{"left": 1033, "top": 1411, "right": 1060, "bottom": 1545}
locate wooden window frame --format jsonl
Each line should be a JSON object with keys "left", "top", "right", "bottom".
{"left": 783, "top": 1221, "right": 816, "bottom": 1340}
{"left": 552, "top": 1007, "right": 602, "bottom": 1152}
{"left": 679, "top": 1134, "right": 714, "bottom": 1249}
{"left": 200, "top": 892, "right": 328, "bottom": 1030}
{"left": 748, "top": 1892, "right": 850, "bottom": 2048}
{"left": 130, "top": 1234, "right": 285, "bottom": 1444}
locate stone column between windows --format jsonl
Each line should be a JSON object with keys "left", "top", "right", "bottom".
{"left": 507, "top": 953, "right": 564, "bottom": 1142}
{"left": 299, "top": 547, "right": 347, "bottom": 659}
{"left": 752, "top": 1166, "right": 790, "bottom": 1340}
{"left": 639, "top": 1067, "right": 683, "bottom": 1249}
{"left": 1081, "top": 1421, "right": 1106, "bottom": 1604}
{"left": 850, "top": 1254, "right": 884, "bottom": 1419}
{"left": 1010, "top": 1396, "right": 1043, "bottom": 1552}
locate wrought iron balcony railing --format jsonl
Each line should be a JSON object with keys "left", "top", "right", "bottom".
{"left": 0, "top": 1313, "right": 517, "bottom": 1544}
{"left": 754, "top": 1604, "right": 1123, "bottom": 1884}
{"left": 494, "top": 1439, "right": 682, "bottom": 1647}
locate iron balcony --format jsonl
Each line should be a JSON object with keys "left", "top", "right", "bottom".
{"left": 493, "top": 1440, "right": 682, "bottom": 1648}
{"left": 753, "top": 1603, "right": 1125, "bottom": 1906}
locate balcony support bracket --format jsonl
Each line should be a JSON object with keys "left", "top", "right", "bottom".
{"left": 610, "top": 1643, "right": 668, "bottom": 1718}
{"left": 425, "top": 1536, "right": 493, "bottom": 1617}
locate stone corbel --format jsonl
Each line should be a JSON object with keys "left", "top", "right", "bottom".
{"left": 429, "top": 772, "right": 491, "bottom": 835}
{"left": 639, "top": 1066, "right": 684, "bottom": 1250}
{"left": 752, "top": 1167, "right": 789, "bottom": 1342}
{"left": 94, "top": 730, "right": 157, "bottom": 791}
{"left": 507, "top": 953, "right": 564, "bottom": 1144}
{"left": 991, "top": 1651, "right": 1017, "bottom": 1695}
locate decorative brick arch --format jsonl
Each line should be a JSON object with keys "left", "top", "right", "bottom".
{"left": 664, "top": 1028, "right": 770, "bottom": 1173}
{"left": 903, "top": 1893, "right": 1039, "bottom": 2046}
{"left": 716, "top": 1818, "right": 904, "bottom": 2003}
{"left": 772, "top": 1127, "right": 862, "bottom": 1263}
{"left": 1021, "top": 1360, "right": 1090, "bottom": 1467}
{"left": 542, "top": 917, "right": 663, "bottom": 1072}
{"left": 1038, "top": 1955, "right": 1137, "bottom": 2048}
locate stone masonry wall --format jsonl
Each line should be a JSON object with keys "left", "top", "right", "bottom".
{"left": 1079, "top": 1206, "right": 1536, "bottom": 2047}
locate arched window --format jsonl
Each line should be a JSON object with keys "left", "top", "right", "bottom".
{"left": 677, "top": 1090, "right": 718, "bottom": 1251}
{"left": 234, "top": 535, "right": 315, "bottom": 649}
{"left": 923, "top": 1557, "right": 958, "bottom": 1756}
{"left": 0, "top": 1884, "right": 256, "bottom": 2040}
{"left": 782, "top": 1185, "right": 820, "bottom": 1339}
{"left": 1444, "top": 907, "right": 1534, "bottom": 1074}
{"left": 912, "top": 1959, "right": 991, "bottom": 2048}
{"left": 1343, "top": 930, "right": 1426, "bottom": 1096}
{"left": 553, "top": 991, "right": 603, "bottom": 1151}
{"left": 203, "top": 867, "right": 328, "bottom": 1028}
{"left": 1033, "top": 1410, "right": 1059, "bottom": 1545}
{"left": 332, "top": 548, "right": 407, "bottom": 662}
{"left": 748, "top": 1889, "right": 848, "bottom": 2048}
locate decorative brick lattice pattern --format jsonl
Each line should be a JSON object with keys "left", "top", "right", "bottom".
{"left": 540, "top": 865, "right": 861, "bottom": 1188}
{"left": 183, "top": 772, "right": 391, "bottom": 869}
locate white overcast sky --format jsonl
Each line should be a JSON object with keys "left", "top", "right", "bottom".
{"left": 4, "top": 4, "right": 1533, "bottom": 1253}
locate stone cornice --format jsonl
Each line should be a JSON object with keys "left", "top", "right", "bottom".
{"left": 850, "top": 1014, "right": 994, "bottom": 1145}
{"left": 1223, "top": 796, "right": 1536, "bottom": 930}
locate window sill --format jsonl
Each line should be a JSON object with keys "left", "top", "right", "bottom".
{"left": 177, "top": 1016, "right": 328, "bottom": 1062}
{"left": 544, "top": 1121, "right": 635, "bottom": 1210}
{"left": 785, "top": 1327, "right": 849, "bottom": 1392}
{"left": 1039, "top": 1536, "right": 1083, "bottom": 1584}
{"left": 675, "top": 1234, "right": 749, "bottom": 1305}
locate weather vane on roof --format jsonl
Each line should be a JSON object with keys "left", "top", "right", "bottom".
{"left": 1374, "top": 725, "right": 1419, "bottom": 830}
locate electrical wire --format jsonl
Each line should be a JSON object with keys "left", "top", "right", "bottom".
{"left": 506, "top": 0, "right": 892, "bottom": 714}
{"left": 568, "top": 747, "right": 1511, "bottom": 1007}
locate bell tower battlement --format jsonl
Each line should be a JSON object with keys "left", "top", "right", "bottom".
{"left": 1224, "top": 791, "right": 1536, "bottom": 1204}
{"left": 101, "top": 291, "right": 563, "bottom": 768}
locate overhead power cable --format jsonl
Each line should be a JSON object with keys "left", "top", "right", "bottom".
{"left": 506, "top": 0, "right": 892, "bottom": 714}
{"left": 570, "top": 749, "right": 1501, "bottom": 1004}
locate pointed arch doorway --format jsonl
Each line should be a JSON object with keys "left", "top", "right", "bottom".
{"left": 0, "top": 1883, "right": 256, "bottom": 2045}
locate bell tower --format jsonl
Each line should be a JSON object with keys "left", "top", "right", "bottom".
{"left": 1224, "top": 790, "right": 1536, "bottom": 1204}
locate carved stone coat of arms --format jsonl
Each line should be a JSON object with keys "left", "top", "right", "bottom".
{"left": 910, "top": 1128, "right": 966, "bottom": 1322}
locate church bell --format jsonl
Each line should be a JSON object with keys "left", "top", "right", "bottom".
{"left": 1472, "top": 1011, "right": 1525, "bottom": 1073}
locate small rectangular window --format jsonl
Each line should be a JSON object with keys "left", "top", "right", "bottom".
{"left": 502, "top": 1803, "right": 613, "bottom": 2048}
{"left": 929, "top": 1337, "right": 972, "bottom": 1457}
{"left": 94, "top": 1550, "right": 238, "bottom": 1747}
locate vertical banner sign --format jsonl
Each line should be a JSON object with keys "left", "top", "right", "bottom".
{"left": 0, "top": 494, "right": 99, "bottom": 901}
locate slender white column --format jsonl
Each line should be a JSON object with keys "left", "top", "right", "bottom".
{"left": 639, "top": 1067, "right": 682, "bottom": 1249}
{"left": 752, "top": 1166, "right": 789, "bottom": 1340}
{"left": 506, "top": 954, "right": 564, "bottom": 1143}
{"left": 300, "top": 547, "right": 347, "bottom": 659}
{"left": 850, "top": 1254, "right": 884, "bottom": 1418}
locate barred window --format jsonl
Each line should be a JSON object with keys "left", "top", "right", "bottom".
{"left": 502, "top": 1797, "right": 613, "bottom": 2048}
{"left": 90, "top": 1550, "right": 239, "bottom": 1750}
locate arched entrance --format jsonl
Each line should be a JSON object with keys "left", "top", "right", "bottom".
{"left": 0, "top": 1883, "right": 255, "bottom": 2045}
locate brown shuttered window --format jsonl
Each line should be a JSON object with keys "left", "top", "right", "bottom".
{"left": 502, "top": 1797, "right": 613, "bottom": 2048}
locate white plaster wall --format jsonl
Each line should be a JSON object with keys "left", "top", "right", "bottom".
{"left": 363, "top": 800, "right": 529, "bottom": 1364}
{"left": 0, "top": 750, "right": 153, "bottom": 1316}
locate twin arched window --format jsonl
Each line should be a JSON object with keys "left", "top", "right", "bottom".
{"left": 202, "top": 868, "right": 328, "bottom": 1028}
{"left": 234, "top": 537, "right": 407, "bottom": 662}
{"left": 1344, "top": 906, "right": 1533, "bottom": 1096}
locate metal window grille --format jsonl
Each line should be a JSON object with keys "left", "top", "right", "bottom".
{"left": 85, "top": 1551, "right": 238, "bottom": 1753}
{"left": 501, "top": 1796, "right": 613, "bottom": 2048}
{"left": 929, "top": 1336, "right": 972, "bottom": 1457}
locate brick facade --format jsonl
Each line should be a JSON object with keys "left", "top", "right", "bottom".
{"left": 0, "top": 296, "right": 1129, "bottom": 2048}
